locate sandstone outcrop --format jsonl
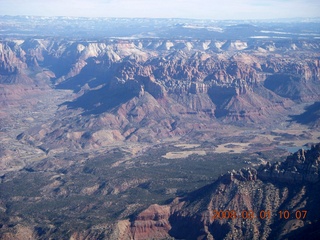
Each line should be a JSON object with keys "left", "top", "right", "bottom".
{"left": 117, "top": 144, "right": 320, "bottom": 240}
{"left": 259, "top": 144, "right": 320, "bottom": 183}
{"left": 1, "top": 38, "right": 318, "bottom": 151}
{"left": 115, "top": 204, "right": 172, "bottom": 240}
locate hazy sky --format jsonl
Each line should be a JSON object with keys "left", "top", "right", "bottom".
{"left": 1, "top": 0, "right": 320, "bottom": 19}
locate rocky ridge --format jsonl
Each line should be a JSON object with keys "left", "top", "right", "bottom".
{"left": 2, "top": 144, "right": 319, "bottom": 240}
{"left": 114, "top": 144, "right": 320, "bottom": 240}
{"left": 1, "top": 18, "right": 320, "bottom": 240}
{"left": 0, "top": 38, "right": 319, "bottom": 153}
{"left": 259, "top": 144, "right": 320, "bottom": 184}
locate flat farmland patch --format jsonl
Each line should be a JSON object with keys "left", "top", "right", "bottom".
{"left": 174, "top": 144, "right": 201, "bottom": 149}
{"left": 214, "top": 142, "right": 250, "bottom": 153}
{"left": 162, "top": 150, "right": 206, "bottom": 159}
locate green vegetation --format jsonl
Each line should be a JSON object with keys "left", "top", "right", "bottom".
{"left": 0, "top": 146, "right": 286, "bottom": 238}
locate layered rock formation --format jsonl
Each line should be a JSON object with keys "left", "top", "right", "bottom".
{"left": 0, "top": 38, "right": 318, "bottom": 152}
{"left": 113, "top": 205, "right": 172, "bottom": 240}
{"left": 1, "top": 144, "right": 319, "bottom": 239}
{"left": 1, "top": 18, "right": 320, "bottom": 240}
{"left": 259, "top": 144, "right": 320, "bottom": 183}
{"left": 116, "top": 144, "right": 320, "bottom": 240}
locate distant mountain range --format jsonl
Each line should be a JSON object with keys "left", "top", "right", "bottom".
{"left": 0, "top": 16, "right": 320, "bottom": 240}
{"left": 1, "top": 35, "right": 319, "bottom": 152}
{"left": 1, "top": 16, "right": 319, "bottom": 170}
{"left": 1, "top": 16, "right": 320, "bottom": 39}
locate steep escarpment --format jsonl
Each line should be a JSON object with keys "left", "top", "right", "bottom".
{"left": 0, "top": 37, "right": 319, "bottom": 153}
{"left": 118, "top": 144, "right": 320, "bottom": 240}
{"left": 291, "top": 101, "right": 320, "bottom": 128}
{"left": 112, "top": 204, "right": 172, "bottom": 240}
{"left": 1, "top": 18, "right": 320, "bottom": 240}
{"left": 259, "top": 144, "right": 320, "bottom": 183}
{"left": 0, "top": 38, "right": 316, "bottom": 152}
{"left": 0, "top": 40, "right": 54, "bottom": 108}
{"left": 0, "top": 41, "right": 27, "bottom": 76}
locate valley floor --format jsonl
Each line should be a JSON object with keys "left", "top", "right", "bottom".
{"left": 1, "top": 85, "right": 319, "bottom": 174}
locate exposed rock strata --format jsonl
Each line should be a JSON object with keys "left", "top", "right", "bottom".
{"left": 259, "top": 144, "right": 320, "bottom": 183}
{"left": 1, "top": 38, "right": 318, "bottom": 151}
{"left": 116, "top": 144, "right": 320, "bottom": 240}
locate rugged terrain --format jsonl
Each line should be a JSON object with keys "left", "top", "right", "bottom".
{"left": 0, "top": 17, "right": 320, "bottom": 239}
{"left": 1, "top": 36, "right": 320, "bottom": 159}
{"left": 1, "top": 141, "right": 319, "bottom": 239}
{"left": 115, "top": 144, "right": 320, "bottom": 240}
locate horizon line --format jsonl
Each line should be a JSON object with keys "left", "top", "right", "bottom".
{"left": 1, "top": 15, "right": 320, "bottom": 22}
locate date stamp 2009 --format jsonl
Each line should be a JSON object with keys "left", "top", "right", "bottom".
{"left": 211, "top": 210, "right": 308, "bottom": 221}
